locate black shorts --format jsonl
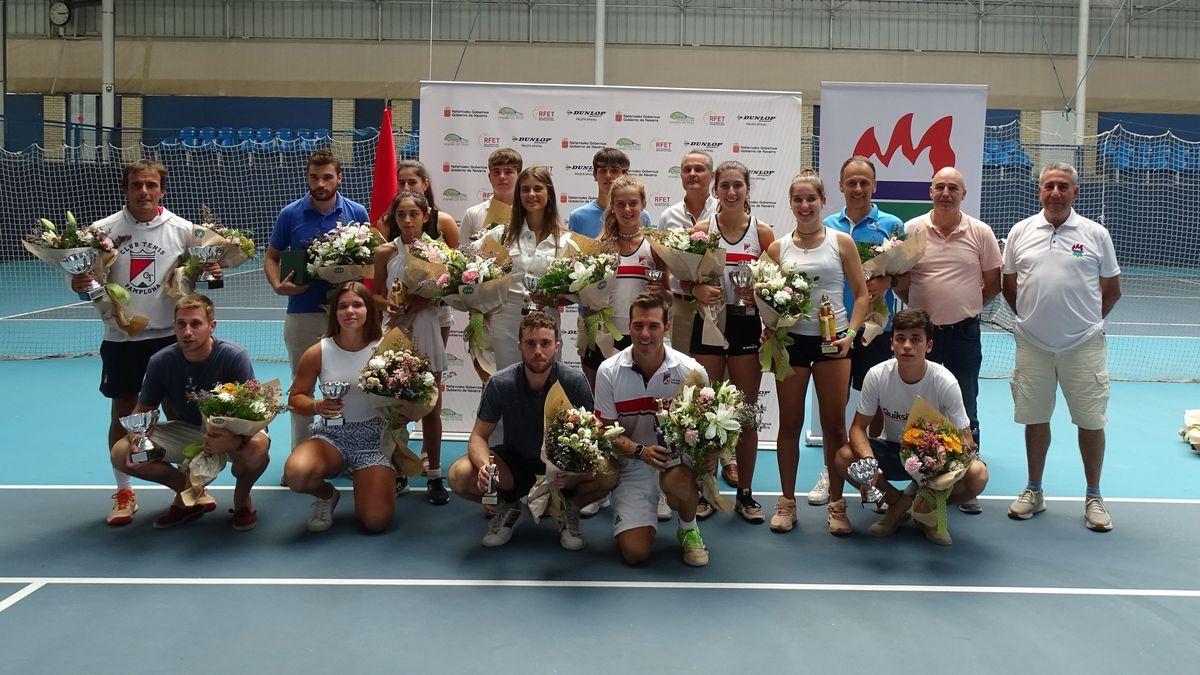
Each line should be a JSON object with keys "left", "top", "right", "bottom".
{"left": 868, "top": 438, "right": 912, "bottom": 483}
{"left": 851, "top": 330, "right": 892, "bottom": 391}
{"left": 581, "top": 334, "right": 633, "bottom": 371}
{"left": 690, "top": 310, "right": 761, "bottom": 357}
{"left": 99, "top": 336, "right": 177, "bottom": 399}
{"left": 493, "top": 445, "right": 545, "bottom": 499}
{"left": 786, "top": 332, "right": 850, "bottom": 369}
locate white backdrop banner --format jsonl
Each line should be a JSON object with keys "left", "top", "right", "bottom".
{"left": 419, "top": 81, "right": 803, "bottom": 442}
{"left": 818, "top": 82, "right": 987, "bottom": 224}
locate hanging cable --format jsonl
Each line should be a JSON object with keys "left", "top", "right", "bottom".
{"left": 1066, "top": 0, "right": 1128, "bottom": 112}
{"left": 453, "top": 0, "right": 483, "bottom": 81}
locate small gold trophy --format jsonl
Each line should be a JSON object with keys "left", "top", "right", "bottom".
{"left": 819, "top": 293, "right": 838, "bottom": 354}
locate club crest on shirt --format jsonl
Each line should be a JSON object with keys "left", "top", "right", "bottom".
{"left": 125, "top": 240, "right": 167, "bottom": 294}
{"left": 1071, "top": 243, "right": 1085, "bottom": 258}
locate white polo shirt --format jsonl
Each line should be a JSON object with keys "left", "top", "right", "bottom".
{"left": 1002, "top": 208, "right": 1120, "bottom": 352}
{"left": 657, "top": 195, "right": 718, "bottom": 295}
{"left": 594, "top": 345, "right": 707, "bottom": 446}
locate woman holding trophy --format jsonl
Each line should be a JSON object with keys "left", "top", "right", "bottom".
{"left": 284, "top": 282, "right": 396, "bottom": 533}
{"left": 762, "top": 170, "right": 868, "bottom": 534}
{"left": 372, "top": 191, "right": 450, "bottom": 505}
{"left": 483, "top": 166, "right": 576, "bottom": 371}
{"left": 685, "top": 161, "right": 775, "bottom": 523}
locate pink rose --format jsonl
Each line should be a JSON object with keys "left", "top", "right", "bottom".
{"left": 462, "top": 270, "right": 480, "bottom": 284}
{"left": 436, "top": 273, "right": 451, "bottom": 288}
{"left": 903, "top": 456, "right": 921, "bottom": 473}
{"left": 685, "top": 429, "right": 700, "bottom": 445}
{"left": 690, "top": 231, "right": 708, "bottom": 241}
{"left": 699, "top": 387, "right": 715, "bottom": 400}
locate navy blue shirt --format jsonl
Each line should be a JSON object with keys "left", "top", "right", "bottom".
{"left": 269, "top": 193, "right": 369, "bottom": 314}
{"left": 139, "top": 339, "right": 256, "bottom": 426}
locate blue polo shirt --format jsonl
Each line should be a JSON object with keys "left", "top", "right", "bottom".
{"left": 567, "top": 200, "right": 652, "bottom": 238}
{"left": 824, "top": 204, "right": 903, "bottom": 331}
{"left": 269, "top": 193, "right": 369, "bottom": 314}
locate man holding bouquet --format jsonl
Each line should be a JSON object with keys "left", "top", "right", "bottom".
{"left": 109, "top": 294, "right": 271, "bottom": 531}
{"left": 448, "top": 312, "right": 613, "bottom": 549}
{"left": 594, "top": 293, "right": 712, "bottom": 567}
{"left": 830, "top": 309, "right": 988, "bottom": 544}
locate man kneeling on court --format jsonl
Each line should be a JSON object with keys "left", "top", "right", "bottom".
{"left": 449, "top": 312, "right": 617, "bottom": 550}
{"left": 595, "top": 292, "right": 712, "bottom": 567}
{"left": 830, "top": 308, "right": 988, "bottom": 545}
{"left": 109, "top": 294, "right": 270, "bottom": 531}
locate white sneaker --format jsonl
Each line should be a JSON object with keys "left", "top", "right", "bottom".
{"left": 306, "top": 489, "right": 340, "bottom": 532}
{"left": 580, "top": 500, "right": 601, "bottom": 518}
{"left": 807, "top": 471, "right": 830, "bottom": 505}
{"left": 482, "top": 500, "right": 522, "bottom": 547}
{"left": 657, "top": 492, "right": 672, "bottom": 521}
{"left": 559, "top": 501, "right": 586, "bottom": 551}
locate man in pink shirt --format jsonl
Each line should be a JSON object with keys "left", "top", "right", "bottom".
{"left": 897, "top": 167, "right": 1001, "bottom": 513}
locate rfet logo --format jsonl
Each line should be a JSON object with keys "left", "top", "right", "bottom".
{"left": 705, "top": 112, "right": 726, "bottom": 126}
{"left": 652, "top": 194, "right": 672, "bottom": 207}
{"left": 853, "top": 113, "right": 955, "bottom": 171}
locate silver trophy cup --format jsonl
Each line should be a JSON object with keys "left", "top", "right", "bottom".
{"left": 189, "top": 245, "right": 225, "bottom": 289}
{"left": 521, "top": 274, "right": 542, "bottom": 314}
{"left": 318, "top": 380, "right": 351, "bottom": 427}
{"left": 59, "top": 250, "right": 108, "bottom": 301}
{"left": 731, "top": 261, "right": 754, "bottom": 309}
{"left": 848, "top": 457, "right": 885, "bottom": 509}
{"left": 120, "top": 411, "right": 163, "bottom": 463}
{"left": 645, "top": 268, "right": 664, "bottom": 290}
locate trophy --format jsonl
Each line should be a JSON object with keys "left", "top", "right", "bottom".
{"left": 521, "top": 274, "right": 542, "bottom": 314}
{"left": 59, "top": 250, "right": 107, "bottom": 301}
{"left": 189, "top": 245, "right": 225, "bottom": 289}
{"left": 848, "top": 457, "right": 885, "bottom": 509}
{"left": 481, "top": 453, "right": 500, "bottom": 505}
{"left": 818, "top": 293, "right": 838, "bottom": 354}
{"left": 659, "top": 428, "right": 681, "bottom": 469}
{"left": 318, "top": 380, "right": 351, "bottom": 426}
{"left": 120, "top": 411, "right": 163, "bottom": 463}
{"left": 645, "top": 267, "right": 664, "bottom": 292}
{"left": 730, "top": 262, "right": 754, "bottom": 308}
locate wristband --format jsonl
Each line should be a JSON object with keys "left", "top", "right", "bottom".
{"left": 846, "top": 328, "right": 858, "bottom": 340}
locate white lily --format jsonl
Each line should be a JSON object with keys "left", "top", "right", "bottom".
{"left": 704, "top": 404, "right": 742, "bottom": 445}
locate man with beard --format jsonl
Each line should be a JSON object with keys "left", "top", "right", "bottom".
{"left": 265, "top": 150, "right": 369, "bottom": 451}
{"left": 448, "top": 312, "right": 615, "bottom": 550}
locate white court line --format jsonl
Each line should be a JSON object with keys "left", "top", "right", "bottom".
{"left": 1108, "top": 321, "right": 1200, "bottom": 328}
{"left": 0, "top": 576, "right": 1195, "bottom": 599}
{"left": 0, "top": 301, "right": 90, "bottom": 321}
{"left": 1, "top": 485, "right": 1198, "bottom": 504}
{"left": 0, "top": 582, "right": 45, "bottom": 614}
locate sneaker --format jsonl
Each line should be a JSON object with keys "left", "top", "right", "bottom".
{"left": 807, "top": 471, "right": 830, "bottom": 506}
{"left": 580, "top": 498, "right": 602, "bottom": 517}
{"left": 911, "top": 498, "right": 952, "bottom": 545}
{"left": 425, "top": 477, "right": 450, "bottom": 506}
{"left": 106, "top": 489, "right": 137, "bottom": 526}
{"left": 656, "top": 493, "right": 672, "bottom": 521}
{"left": 826, "top": 498, "right": 853, "bottom": 536}
{"left": 735, "top": 492, "right": 765, "bottom": 524}
{"left": 695, "top": 495, "right": 714, "bottom": 521}
{"left": 559, "top": 500, "right": 585, "bottom": 551}
{"left": 482, "top": 500, "right": 522, "bottom": 547}
{"left": 958, "top": 497, "right": 983, "bottom": 515}
{"left": 395, "top": 474, "right": 410, "bottom": 497}
{"left": 1084, "top": 496, "right": 1113, "bottom": 532}
{"left": 868, "top": 493, "right": 913, "bottom": 537}
{"left": 1008, "top": 487, "right": 1046, "bottom": 520}
{"left": 229, "top": 506, "right": 257, "bottom": 532}
{"left": 196, "top": 490, "right": 217, "bottom": 512}
{"left": 721, "top": 461, "right": 739, "bottom": 488}
{"left": 677, "top": 526, "right": 709, "bottom": 567}
{"left": 306, "top": 489, "right": 340, "bottom": 532}
{"left": 769, "top": 496, "right": 798, "bottom": 533}
{"left": 153, "top": 502, "right": 206, "bottom": 529}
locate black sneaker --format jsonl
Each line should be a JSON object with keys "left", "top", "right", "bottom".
{"left": 396, "top": 473, "right": 410, "bottom": 497}
{"left": 425, "top": 477, "right": 450, "bottom": 506}
{"left": 735, "top": 491, "right": 765, "bottom": 524}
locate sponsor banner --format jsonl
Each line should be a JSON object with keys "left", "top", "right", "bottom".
{"left": 420, "top": 81, "right": 802, "bottom": 438}
{"left": 818, "top": 82, "right": 987, "bottom": 220}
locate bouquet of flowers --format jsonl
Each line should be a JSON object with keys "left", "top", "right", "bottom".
{"left": 856, "top": 228, "right": 927, "bottom": 345}
{"left": 539, "top": 253, "right": 623, "bottom": 359}
{"left": 359, "top": 330, "right": 440, "bottom": 471}
{"left": 472, "top": 199, "right": 512, "bottom": 240}
{"left": 749, "top": 259, "right": 814, "bottom": 380}
{"left": 1180, "top": 409, "right": 1200, "bottom": 454}
{"left": 402, "top": 233, "right": 456, "bottom": 299}
{"left": 21, "top": 211, "right": 148, "bottom": 336}
{"left": 656, "top": 374, "right": 761, "bottom": 511}
{"left": 180, "top": 378, "right": 284, "bottom": 505}
{"left": 439, "top": 239, "right": 513, "bottom": 375}
{"left": 528, "top": 382, "right": 622, "bottom": 522}
{"left": 181, "top": 206, "right": 255, "bottom": 274}
{"left": 307, "top": 221, "right": 383, "bottom": 283}
{"left": 647, "top": 229, "right": 727, "bottom": 348}
{"left": 898, "top": 396, "right": 978, "bottom": 537}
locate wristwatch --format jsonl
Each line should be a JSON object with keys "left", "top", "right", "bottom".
{"left": 633, "top": 444, "right": 645, "bottom": 459}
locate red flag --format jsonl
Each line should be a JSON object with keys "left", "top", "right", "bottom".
{"left": 369, "top": 106, "right": 398, "bottom": 225}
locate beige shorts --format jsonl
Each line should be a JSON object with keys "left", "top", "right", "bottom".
{"left": 1011, "top": 332, "right": 1109, "bottom": 430}
{"left": 147, "top": 421, "right": 268, "bottom": 464}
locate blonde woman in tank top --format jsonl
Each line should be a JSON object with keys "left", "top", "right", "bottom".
{"left": 284, "top": 283, "right": 396, "bottom": 534}
{"left": 581, "top": 176, "right": 670, "bottom": 389}
{"left": 763, "top": 171, "right": 868, "bottom": 535}
{"left": 683, "top": 161, "right": 775, "bottom": 523}
{"left": 371, "top": 190, "right": 450, "bottom": 506}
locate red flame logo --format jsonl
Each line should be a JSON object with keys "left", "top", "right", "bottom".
{"left": 853, "top": 113, "right": 955, "bottom": 171}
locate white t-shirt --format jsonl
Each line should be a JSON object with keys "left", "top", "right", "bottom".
{"left": 460, "top": 198, "right": 492, "bottom": 243}
{"left": 657, "top": 195, "right": 718, "bottom": 295}
{"left": 1002, "top": 208, "right": 1120, "bottom": 352}
{"left": 594, "top": 346, "right": 707, "bottom": 447}
{"left": 93, "top": 207, "right": 197, "bottom": 342}
{"left": 857, "top": 358, "right": 969, "bottom": 444}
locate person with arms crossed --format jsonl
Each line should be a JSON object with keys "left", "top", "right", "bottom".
{"left": 1002, "top": 162, "right": 1122, "bottom": 532}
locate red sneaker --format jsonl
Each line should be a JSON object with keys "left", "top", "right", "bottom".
{"left": 106, "top": 489, "right": 138, "bottom": 526}
{"left": 229, "top": 506, "right": 258, "bottom": 532}
{"left": 153, "top": 503, "right": 206, "bottom": 529}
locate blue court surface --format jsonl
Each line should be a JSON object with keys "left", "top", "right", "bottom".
{"left": 2, "top": 356, "right": 1199, "bottom": 674}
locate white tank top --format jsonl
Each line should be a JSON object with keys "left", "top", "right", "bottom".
{"left": 611, "top": 236, "right": 657, "bottom": 334}
{"left": 383, "top": 239, "right": 447, "bottom": 372}
{"left": 778, "top": 227, "right": 847, "bottom": 336}
{"left": 709, "top": 215, "right": 762, "bottom": 304}
{"left": 318, "top": 337, "right": 381, "bottom": 423}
